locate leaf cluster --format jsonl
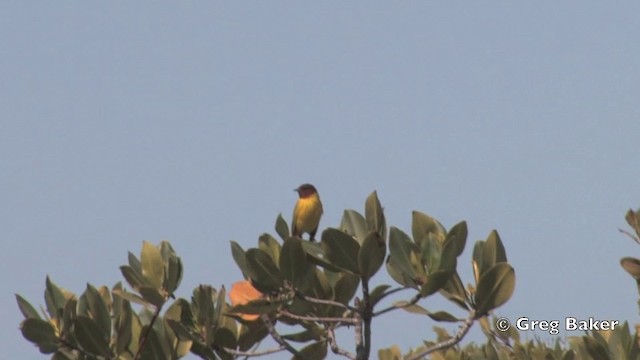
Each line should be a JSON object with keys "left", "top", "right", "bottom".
{"left": 17, "top": 191, "right": 518, "bottom": 360}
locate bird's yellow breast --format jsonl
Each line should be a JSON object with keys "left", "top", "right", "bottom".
{"left": 293, "top": 193, "right": 323, "bottom": 233}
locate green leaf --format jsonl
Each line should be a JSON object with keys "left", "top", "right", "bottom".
{"left": 301, "top": 241, "right": 342, "bottom": 273}
{"left": 20, "top": 318, "right": 58, "bottom": 351}
{"left": 562, "top": 350, "right": 575, "bottom": 360}
{"left": 483, "top": 230, "right": 507, "bottom": 267}
{"left": 246, "top": 248, "right": 284, "bottom": 293}
{"left": 388, "top": 227, "right": 419, "bottom": 280}
{"left": 237, "top": 320, "right": 269, "bottom": 351}
{"left": 312, "top": 269, "right": 333, "bottom": 301}
{"left": 306, "top": 253, "right": 344, "bottom": 273}
{"left": 16, "top": 294, "right": 41, "bottom": 320}
{"left": 293, "top": 340, "right": 327, "bottom": 360}
{"left": 213, "top": 285, "right": 226, "bottom": 327}
{"left": 193, "top": 285, "right": 215, "bottom": 329}
{"left": 394, "top": 301, "right": 429, "bottom": 315}
{"left": 275, "top": 213, "right": 291, "bottom": 240}
{"left": 472, "top": 241, "right": 485, "bottom": 281}
{"left": 474, "top": 263, "right": 516, "bottom": 315}
{"left": 621, "top": 257, "right": 640, "bottom": 279}
{"left": 112, "top": 288, "right": 150, "bottom": 307}
{"left": 165, "top": 255, "right": 183, "bottom": 296}
{"left": 213, "top": 327, "right": 237, "bottom": 360}
{"left": 83, "top": 284, "right": 112, "bottom": 340}
{"left": 280, "top": 237, "right": 315, "bottom": 293}
{"left": 282, "top": 327, "right": 325, "bottom": 342}
{"left": 61, "top": 298, "right": 77, "bottom": 342}
{"left": 128, "top": 252, "right": 141, "bottom": 273}
{"left": 114, "top": 298, "right": 133, "bottom": 355}
{"left": 378, "top": 345, "right": 402, "bottom": 360}
{"left": 440, "top": 272, "right": 470, "bottom": 310}
{"left": 165, "top": 319, "right": 195, "bottom": 341}
{"left": 259, "top": 233, "right": 282, "bottom": 266}
{"left": 138, "top": 286, "right": 166, "bottom": 307}
{"left": 167, "top": 298, "right": 196, "bottom": 329}
{"left": 45, "top": 277, "right": 66, "bottom": 320}
{"left": 141, "top": 241, "right": 164, "bottom": 290}
{"left": 439, "top": 240, "right": 458, "bottom": 274}
{"left": 386, "top": 256, "right": 417, "bottom": 288}
{"left": 427, "top": 311, "right": 459, "bottom": 322}
{"left": 482, "top": 342, "right": 499, "bottom": 360}
{"left": 583, "top": 336, "right": 611, "bottom": 360}
{"left": 358, "top": 232, "right": 386, "bottom": 281}
{"left": 340, "top": 210, "right": 368, "bottom": 244}
{"left": 321, "top": 228, "right": 361, "bottom": 274}
{"left": 167, "top": 329, "right": 192, "bottom": 359}
{"left": 444, "top": 221, "right": 467, "bottom": 257}
{"left": 230, "top": 241, "right": 252, "bottom": 279}
{"left": 300, "top": 240, "right": 325, "bottom": 258}
{"left": 333, "top": 273, "right": 360, "bottom": 306}
{"left": 420, "top": 270, "right": 451, "bottom": 297}
{"left": 365, "top": 191, "right": 387, "bottom": 241}
{"left": 160, "top": 241, "right": 183, "bottom": 296}
{"left": 369, "top": 285, "right": 392, "bottom": 307}
{"left": 411, "top": 211, "right": 446, "bottom": 248}
{"left": 39, "top": 344, "right": 60, "bottom": 355}
{"left": 626, "top": 209, "right": 640, "bottom": 238}
{"left": 137, "top": 324, "right": 169, "bottom": 360}
{"left": 421, "top": 236, "right": 441, "bottom": 273}
{"left": 190, "top": 341, "right": 217, "bottom": 359}
{"left": 75, "top": 316, "right": 111, "bottom": 357}
{"left": 120, "top": 265, "right": 147, "bottom": 291}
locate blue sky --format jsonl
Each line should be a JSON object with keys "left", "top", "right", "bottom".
{"left": 3, "top": 2, "right": 640, "bottom": 358}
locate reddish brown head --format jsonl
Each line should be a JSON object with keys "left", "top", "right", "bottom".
{"left": 295, "top": 183, "right": 318, "bottom": 198}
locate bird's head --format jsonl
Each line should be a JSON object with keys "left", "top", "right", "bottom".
{"left": 295, "top": 183, "right": 318, "bottom": 198}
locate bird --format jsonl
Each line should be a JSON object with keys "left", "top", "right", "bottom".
{"left": 292, "top": 183, "right": 323, "bottom": 241}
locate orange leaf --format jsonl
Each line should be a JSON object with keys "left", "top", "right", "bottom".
{"left": 229, "top": 280, "right": 263, "bottom": 321}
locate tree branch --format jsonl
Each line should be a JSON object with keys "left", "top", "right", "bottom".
{"left": 361, "top": 279, "right": 372, "bottom": 360}
{"left": 327, "top": 327, "right": 356, "bottom": 360}
{"left": 407, "top": 310, "right": 476, "bottom": 360}
{"left": 354, "top": 298, "right": 363, "bottom": 358}
{"left": 260, "top": 315, "right": 300, "bottom": 357}
{"left": 223, "top": 345, "right": 285, "bottom": 357}
{"left": 355, "top": 279, "right": 373, "bottom": 360}
{"left": 133, "top": 304, "right": 163, "bottom": 360}
{"left": 295, "top": 290, "right": 358, "bottom": 312}
{"left": 279, "top": 309, "right": 357, "bottom": 324}
{"left": 380, "top": 286, "right": 410, "bottom": 298}
{"left": 372, "top": 292, "right": 421, "bottom": 317}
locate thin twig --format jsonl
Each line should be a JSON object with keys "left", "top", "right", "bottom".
{"left": 261, "top": 315, "right": 300, "bottom": 357}
{"left": 279, "top": 309, "right": 357, "bottom": 324}
{"left": 372, "top": 292, "right": 421, "bottom": 317}
{"left": 354, "top": 298, "right": 363, "bottom": 357}
{"left": 378, "top": 286, "right": 410, "bottom": 298}
{"left": 133, "top": 304, "right": 163, "bottom": 360}
{"left": 295, "top": 291, "right": 358, "bottom": 312}
{"left": 407, "top": 310, "right": 476, "bottom": 360}
{"left": 360, "top": 279, "right": 372, "bottom": 360}
{"left": 327, "top": 327, "right": 356, "bottom": 360}
{"left": 223, "top": 345, "right": 285, "bottom": 357}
